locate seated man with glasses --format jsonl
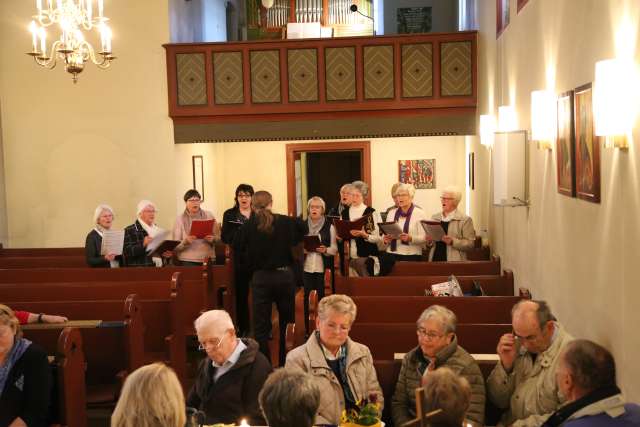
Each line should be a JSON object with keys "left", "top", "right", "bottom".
{"left": 391, "top": 305, "right": 485, "bottom": 426}
{"left": 187, "top": 310, "right": 272, "bottom": 426}
{"left": 488, "top": 300, "right": 574, "bottom": 426}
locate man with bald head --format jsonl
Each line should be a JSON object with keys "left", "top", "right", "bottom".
{"left": 487, "top": 300, "right": 573, "bottom": 426}
{"left": 542, "top": 339, "right": 640, "bottom": 426}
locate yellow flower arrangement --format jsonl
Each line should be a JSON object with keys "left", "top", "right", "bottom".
{"left": 339, "top": 394, "right": 382, "bottom": 427}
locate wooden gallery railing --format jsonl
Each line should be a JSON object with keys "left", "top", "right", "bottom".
{"left": 164, "top": 31, "right": 476, "bottom": 141}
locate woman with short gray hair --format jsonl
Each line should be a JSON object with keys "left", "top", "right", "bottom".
{"left": 286, "top": 295, "right": 383, "bottom": 425}
{"left": 259, "top": 368, "right": 320, "bottom": 427}
{"left": 342, "top": 181, "right": 383, "bottom": 276}
{"left": 392, "top": 304, "right": 485, "bottom": 426}
{"left": 427, "top": 185, "right": 476, "bottom": 261}
{"left": 381, "top": 183, "right": 427, "bottom": 262}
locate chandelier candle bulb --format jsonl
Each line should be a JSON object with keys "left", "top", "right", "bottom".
{"left": 38, "top": 28, "right": 46, "bottom": 56}
{"left": 98, "top": 0, "right": 103, "bottom": 18}
{"left": 36, "top": 0, "right": 42, "bottom": 14}
{"left": 87, "top": 0, "right": 92, "bottom": 21}
{"left": 29, "top": 21, "right": 38, "bottom": 52}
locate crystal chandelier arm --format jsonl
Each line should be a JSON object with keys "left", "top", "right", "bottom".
{"left": 82, "top": 40, "right": 114, "bottom": 68}
{"left": 33, "top": 39, "right": 64, "bottom": 69}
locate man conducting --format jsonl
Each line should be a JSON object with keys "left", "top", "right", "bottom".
{"left": 487, "top": 300, "right": 573, "bottom": 426}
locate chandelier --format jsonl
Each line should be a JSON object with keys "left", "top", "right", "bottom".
{"left": 27, "top": 0, "right": 116, "bottom": 83}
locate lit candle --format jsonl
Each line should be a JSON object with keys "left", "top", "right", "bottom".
{"left": 239, "top": 419, "right": 250, "bottom": 427}
{"left": 29, "top": 21, "right": 38, "bottom": 52}
{"left": 36, "top": 0, "right": 42, "bottom": 14}
{"left": 87, "top": 0, "right": 92, "bottom": 20}
{"left": 98, "top": 0, "right": 103, "bottom": 18}
{"left": 47, "top": 0, "right": 52, "bottom": 10}
{"left": 38, "top": 27, "right": 46, "bottom": 55}
{"left": 104, "top": 25, "right": 111, "bottom": 52}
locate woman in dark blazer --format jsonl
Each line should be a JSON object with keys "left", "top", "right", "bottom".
{"left": 0, "top": 304, "right": 51, "bottom": 427}
{"left": 85, "top": 204, "right": 121, "bottom": 268}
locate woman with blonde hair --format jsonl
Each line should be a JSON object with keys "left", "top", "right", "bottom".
{"left": 233, "top": 190, "right": 301, "bottom": 364}
{"left": 85, "top": 204, "right": 121, "bottom": 268}
{"left": 111, "top": 362, "right": 185, "bottom": 427}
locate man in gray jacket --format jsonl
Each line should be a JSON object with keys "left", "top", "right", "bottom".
{"left": 487, "top": 300, "right": 573, "bottom": 426}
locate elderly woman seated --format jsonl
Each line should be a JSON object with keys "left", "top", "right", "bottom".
{"left": 111, "top": 362, "right": 185, "bottom": 427}
{"left": 422, "top": 367, "right": 474, "bottom": 427}
{"left": 381, "top": 183, "right": 427, "bottom": 262}
{"left": 0, "top": 304, "right": 51, "bottom": 427}
{"left": 427, "top": 186, "right": 476, "bottom": 261}
{"left": 391, "top": 305, "right": 485, "bottom": 426}
{"left": 187, "top": 310, "right": 272, "bottom": 426}
{"left": 285, "top": 294, "right": 383, "bottom": 426}
{"left": 259, "top": 368, "right": 321, "bottom": 427}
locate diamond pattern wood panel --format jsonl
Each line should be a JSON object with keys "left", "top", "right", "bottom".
{"left": 363, "top": 45, "right": 394, "bottom": 100}
{"left": 176, "top": 53, "right": 207, "bottom": 106}
{"left": 325, "top": 47, "right": 356, "bottom": 101}
{"left": 287, "top": 49, "right": 318, "bottom": 103}
{"left": 402, "top": 43, "right": 433, "bottom": 98}
{"left": 441, "top": 41, "right": 472, "bottom": 96}
{"left": 213, "top": 52, "right": 244, "bottom": 105}
{"left": 250, "top": 50, "right": 281, "bottom": 103}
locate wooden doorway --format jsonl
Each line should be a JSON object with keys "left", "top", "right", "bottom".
{"left": 286, "top": 141, "right": 371, "bottom": 217}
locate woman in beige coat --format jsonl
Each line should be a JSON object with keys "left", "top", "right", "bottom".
{"left": 427, "top": 186, "right": 476, "bottom": 261}
{"left": 285, "top": 294, "right": 383, "bottom": 425}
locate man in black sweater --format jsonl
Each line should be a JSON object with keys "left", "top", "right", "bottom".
{"left": 187, "top": 310, "right": 272, "bottom": 426}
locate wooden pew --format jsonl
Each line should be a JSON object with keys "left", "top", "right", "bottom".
{"left": 352, "top": 296, "right": 523, "bottom": 324}
{"left": 0, "top": 255, "right": 87, "bottom": 268}
{"left": 389, "top": 255, "right": 501, "bottom": 276}
{"left": 349, "top": 323, "right": 510, "bottom": 360}
{"left": 17, "top": 296, "right": 144, "bottom": 406}
{"left": 336, "top": 270, "right": 515, "bottom": 296}
{"left": 0, "top": 247, "right": 85, "bottom": 257}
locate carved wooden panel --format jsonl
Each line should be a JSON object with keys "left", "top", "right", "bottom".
{"left": 363, "top": 45, "right": 394, "bottom": 100}
{"left": 250, "top": 50, "right": 281, "bottom": 103}
{"left": 287, "top": 48, "right": 318, "bottom": 103}
{"left": 325, "top": 47, "right": 356, "bottom": 101}
{"left": 176, "top": 53, "right": 207, "bottom": 106}
{"left": 441, "top": 41, "right": 472, "bottom": 96}
{"left": 213, "top": 51, "right": 244, "bottom": 105}
{"left": 402, "top": 43, "right": 433, "bottom": 98}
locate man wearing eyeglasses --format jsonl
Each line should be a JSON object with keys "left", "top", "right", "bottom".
{"left": 487, "top": 300, "right": 574, "bottom": 427}
{"left": 187, "top": 310, "right": 272, "bottom": 426}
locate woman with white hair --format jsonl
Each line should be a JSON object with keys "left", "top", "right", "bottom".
{"left": 301, "top": 196, "right": 337, "bottom": 324}
{"left": 85, "top": 204, "right": 121, "bottom": 268}
{"left": 427, "top": 186, "right": 476, "bottom": 261}
{"left": 285, "top": 294, "right": 383, "bottom": 426}
{"left": 381, "top": 183, "right": 427, "bottom": 261}
{"left": 187, "top": 310, "right": 271, "bottom": 425}
{"left": 123, "top": 200, "right": 171, "bottom": 267}
{"left": 111, "top": 362, "right": 185, "bottom": 427}
{"left": 342, "top": 180, "right": 383, "bottom": 276}
{"left": 391, "top": 305, "right": 485, "bottom": 426}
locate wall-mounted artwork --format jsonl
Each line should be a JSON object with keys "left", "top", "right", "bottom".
{"left": 399, "top": 159, "right": 435, "bottom": 189}
{"left": 496, "top": 0, "right": 510, "bottom": 37}
{"left": 397, "top": 7, "right": 432, "bottom": 34}
{"left": 557, "top": 91, "right": 576, "bottom": 197}
{"left": 574, "top": 83, "right": 601, "bottom": 203}
{"left": 517, "top": 0, "right": 530, "bottom": 13}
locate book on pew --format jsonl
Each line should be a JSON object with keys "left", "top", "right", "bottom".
{"left": 420, "top": 220, "right": 446, "bottom": 241}
{"left": 332, "top": 215, "right": 370, "bottom": 240}
{"left": 303, "top": 235, "right": 322, "bottom": 252}
{"left": 100, "top": 229, "right": 125, "bottom": 255}
{"left": 148, "top": 239, "right": 180, "bottom": 258}
{"left": 189, "top": 219, "right": 215, "bottom": 239}
{"left": 378, "top": 221, "right": 403, "bottom": 238}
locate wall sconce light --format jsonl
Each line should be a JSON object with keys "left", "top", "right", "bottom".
{"left": 498, "top": 105, "right": 518, "bottom": 132}
{"left": 594, "top": 58, "right": 637, "bottom": 149}
{"left": 479, "top": 114, "right": 496, "bottom": 148}
{"left": 531, "top": 90, "right": 556, "bottom": 150}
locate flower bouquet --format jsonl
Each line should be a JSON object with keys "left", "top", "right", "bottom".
{"left": 339, "top": 394, "right": 382, "bottom": 427}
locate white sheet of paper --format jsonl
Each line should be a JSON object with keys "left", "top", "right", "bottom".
{"left": 145, "top": 229, "right": 171, "bottom": 254}
{"left": 421, "top": 221, "right": 446, "bottom": 241}
{"left": 379, "top": 222, "right": 403, "bottom": 237}
{"left": 100, "top": 229, "right": 125, "bottom": 256}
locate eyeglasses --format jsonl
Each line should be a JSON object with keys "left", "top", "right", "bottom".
{"left": 187, "top": 198, "right": 201, "bottom": 203}
{"left": 142, "top": 209, "right": 156, "bottom": 214}
{"left": 237, "top": 193, "right": 252, "bottom": 198}
{"left": 417, "top": 328, "right": 445, "bottom": 341}
{"left": 198, "top": 334, "right": 226, "bottom": 351}
{"left": 440, "top": 197, "right": 454, "bottom": 201}
{"left": 512, "top": 330, "right": 539, "bottom": 342}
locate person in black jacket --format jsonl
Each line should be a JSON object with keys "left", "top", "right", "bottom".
{"left": 85, "top": 204, "right": 122, "bottom": 268}
{"left": 221, "top": 184, "right": 254, "bottom": 336}
{"left": 232, "top": 190, "right": 301, "bottom": 364}
{"left": 187, "top": 310, "right": 272, "bottom": 425}
{"left": 0, "top": 304, "right": 51, "bottom": 427}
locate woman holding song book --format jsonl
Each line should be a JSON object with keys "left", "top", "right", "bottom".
{"left": 380, "top": 183, "right": 427, "bottom": 262}
{"left": 85, "top": 204, "right": 122, "bottom": 268}
{"left": 173, "top": 189, "right": 220, "bottom": 266}
{"left": 426, "top": 186, "right": 476, "bottom": 262}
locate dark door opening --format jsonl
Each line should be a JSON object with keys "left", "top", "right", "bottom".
{"left": 306, "top": 151, "right": 361, "bottom": 216}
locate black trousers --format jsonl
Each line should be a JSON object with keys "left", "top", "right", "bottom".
{"left": 235, "top": 266, "right": 251, "bottom": 336}
{"left": 303, "top": 271, "right": 325, "bottom": 335}
{"left": 250, "top": 268, "right": 295, "bottom": 366}
{"left": 389, "top": 253, "right": 424, "bottom": 262}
